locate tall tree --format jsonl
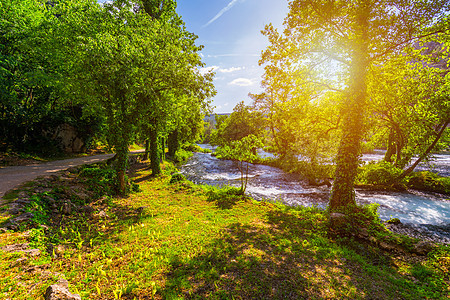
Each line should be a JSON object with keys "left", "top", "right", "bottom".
{"left": 261, "top": 0, "right": 450, "bottom": 211}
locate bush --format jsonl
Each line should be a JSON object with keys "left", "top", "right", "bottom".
{"left": 172, "top": 148, "right": 193, "bottom": 163}
{"left": 357, "top": 161, "right": 403, "bottom": 185}
{"left": 170, "top": 173, "right": 186, "bottom": 184}
{"left": 79, "top": 163, "right": 140, "bottom": 196}
{"left": 407, "top": 171, "right": 450, "bottom": 195}
{"left": 331, "top": 203, "right": 384, "bottom": 235}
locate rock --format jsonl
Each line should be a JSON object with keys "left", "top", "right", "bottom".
{"left": 12, "top": 212, "right": 34, "bottom": 224}
{"left": 40, "top": 224, "right": 50, "bottom": 230}
{"left": 44, "top": 279, "right": 81, "bottom": 300}
{"left": 357, "top": 228, "right": 370, "bottom": 239}
{"left": 15, "top": 198, "right": 30, "bottom": 205}
{"left": 379, "top": 241, "right": 398, "bottom": 252}
{"left": 18, "top": 191, "right": 29, "bottom": 198}
{"left": 1, "top": 243, "right": 29, "bottom": 252}
{"left": 62, "top": 202, "right": 72, "bottom": 215}
{"left": 67, "top": 167, "right": 79, "bottom": 174}
{"left": 369, "top": 236, "right": 377, "bottom": 243}
{"left": 136, "top": 206, "right": 147, "bottom": 215}
{"left": 385, "top": 218, "right": 401, "bottom": 225}
{"left": 0, "top": 243, "right": 41, "bottom": 257}
{"left": 8, "top": 205, "right": 22, "bottom": 215}
{"left": 49, "top": 175, "right": 60, "bottom": 182}
{"left": 54, "top": 245, "right": 66, "bottom": 258}
{"left": 9, "top": 257, "right": 28, "bottom": 268}
{"left": 80, "top": 205, "right": 94, "bottom": 215}
{"left": 413, "top": 241, "right": 436, "bottom": 256}
{"left": 329, "top": 213, "right": 347, "bottom": 228}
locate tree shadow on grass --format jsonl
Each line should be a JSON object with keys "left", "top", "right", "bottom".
{"left": 160, "top": 206, "right": 438, "bottom": 300}
{"left": 205, "top": 186, "right": 249, "bottom": 210}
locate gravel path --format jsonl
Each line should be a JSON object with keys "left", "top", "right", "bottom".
{"left": 0, "top": 153, "right": 117, "bottom": 199}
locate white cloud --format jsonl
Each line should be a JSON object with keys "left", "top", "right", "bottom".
{"left": 203, "top": 0, "right": 241, "bottom": 28}
{"left": 228, "top": 78, "right": 255, "bottom": 87}
{"left": 218, "top": 67, "right": 243, "bottom": 73}
{"left": 199, "top": 66, "right": 219, "bottom": 75}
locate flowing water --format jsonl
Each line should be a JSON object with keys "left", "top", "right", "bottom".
{"left": 179, "top": 145, "right": 450, "bottom": 243}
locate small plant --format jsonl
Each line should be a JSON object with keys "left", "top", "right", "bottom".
{"left": 169, "top": 173, "right": 186, "bottom": 184}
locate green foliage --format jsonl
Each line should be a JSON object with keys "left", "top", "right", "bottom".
{"left": 257, "top": 0, "right": 450, "bottom": 211}
{"left": 333, "top": 203, "right": 384, "bottom": 235}
{"left": 171, "top": 148, "right": 193, "bottom": 163}
{"left": 79, "top": 163, "right": 140, "bottom": 197}
{"left": 406, "top": 171, "right": 450, "bottom": 195}
{"left": 181, "top": 143, "right": 211, "bottom": 153}
{"left": 357, "top": 161, "right": 403, "bottom": 186}
{"left": 169, "top": 173, "right": 186, "bottom": 184}
{"left": 205, "top": 186, "right": 245, "bottom": 209}
{"left": 25, "top": 193, "right": 50, "bottom": 226}
{"left": 28, "top": 227, "right": 48, "bottom": 252}
{"left": 210, "top": 102, "right": 265, "bottom": 147}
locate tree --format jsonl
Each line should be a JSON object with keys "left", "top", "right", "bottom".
{"left": 261, "top": 0, "right": 450, "bottom": 211}
{"left": 367, "top": 43, "right": 449, "bottom": 179}
{"left": 212, "top": 102, "right": 265, "bottom": 147}
{"left": 223, "top": 135, "right": 263, "bottom": 193}
{"left": 0, "top": 0, "right": 92, "bottom": 154}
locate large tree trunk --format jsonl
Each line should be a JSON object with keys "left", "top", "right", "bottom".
{"left": 149, "top": 128, "right": 161, "bottom": 176}
{"left": 330, "top": 3, "right": 369, "bottom": 212}
{"left": 168, "top": 130, "right": 179, "bottom": 157}
{"left": 115, "top": 142, "right": 129, "bottom": 194}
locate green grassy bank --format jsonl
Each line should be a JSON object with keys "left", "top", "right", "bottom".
{"left": 0, "top": 161, "right": 449, "bottom": 299}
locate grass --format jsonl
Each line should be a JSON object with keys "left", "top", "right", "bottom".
{"left": 0, "top": 162, "right": 449, "bottom": 299}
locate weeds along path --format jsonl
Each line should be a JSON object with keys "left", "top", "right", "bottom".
{"left": 0, "top": 153, "right": 116, "bottom": 200}
{"left": 0, "top": 150, "right": 145, "bottom": 200}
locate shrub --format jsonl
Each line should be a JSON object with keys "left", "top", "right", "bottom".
{"left": 172, "top": 148, "right": 193, "bottom": 163}
{"left": 357, "top": 161, "right": 403, "bottom": 185}
{"left": 407, "top": 171, "right": 450, "bottom": 194}
{"left": 79, "top": 163, "right": 140, "bottom": 196}
{"left": 170, "top": 173, "right": 186, "bottom": 184}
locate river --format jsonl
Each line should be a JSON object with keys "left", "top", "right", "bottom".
{"left": 179, "top": 145, "right": 450, "bottom": 243}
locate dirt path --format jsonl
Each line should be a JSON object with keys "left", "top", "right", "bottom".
{"left": 0, "top": 153, "right": 120, "bottom": 199}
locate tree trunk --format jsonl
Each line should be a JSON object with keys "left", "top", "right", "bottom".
{"left": 149, "top": 128, "right": 161, "bottom": 176}
{"left": 115, "top": 144, "right": 129, "bottom": 194}
{"left": 160, "top": 136, "right": 165, "bottom": 162}
{"left": 397, "top": 119, "right": 449, "bottom": 180}
{"left": 330, "top": 3, "right": 369, "bottom": 212}
{"left": 168, "top": 130, "right": 179, "bottom": 157}
{"left": 384, "top": 130, "right": 395, "bottom": 162}
{"left": 144, "top": 139, "right": 150, "bottom": 161}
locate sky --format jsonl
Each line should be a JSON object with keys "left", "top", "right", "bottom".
{"left": 175, "top": 0, "right": 289, "bottom": 113}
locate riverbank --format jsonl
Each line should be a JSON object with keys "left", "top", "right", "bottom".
{"left": 0, "top": 159, "right": 449, "bottom": 299}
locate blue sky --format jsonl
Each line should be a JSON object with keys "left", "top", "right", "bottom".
{"left": 176, "top": 0, "right": 289, "bottom": 113}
